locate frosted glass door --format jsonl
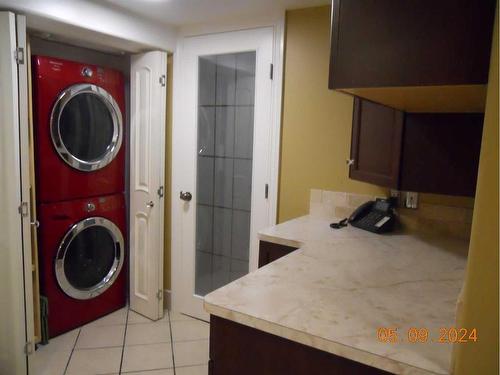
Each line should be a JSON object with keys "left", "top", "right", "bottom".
{"left": 195, "top": 52, "right": 256, "bottom": 296}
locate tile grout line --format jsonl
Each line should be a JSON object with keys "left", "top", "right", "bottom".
{"left": 167, "top": 310, "right": 177, "bottom": 374}
{"left": 62, "top": 328, "right": 81, "bottom": 375}
{"left": 121, "top": 363, "right": 206, "bottom": 374}
{"left": 124, "top": 337, "right": 209, "bottom": 347}
{"left": 118, "top": 307, "right": 130, "bottom": 374}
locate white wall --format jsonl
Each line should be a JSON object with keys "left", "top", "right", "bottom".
{"left": 0, "top": 0, "right": 177, "bottom": 52}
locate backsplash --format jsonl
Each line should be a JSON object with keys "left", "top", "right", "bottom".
{"left": 309, "top": 189, "right": 473, "bottom": 240}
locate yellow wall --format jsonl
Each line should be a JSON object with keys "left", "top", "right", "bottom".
{"left": 278, "top": 6, "right": 476, "bottom": 223}
{"left": 164, "top": 54, "right": 173, "bottom": 290}
{"left": 454, "top": 9, "right": 499, "bottom": 375}
{"left": 278, "top": 6, "right": 389, "bottom": 222}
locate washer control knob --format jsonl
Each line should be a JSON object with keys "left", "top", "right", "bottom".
{"left": 81, "top": 67, "right": 93, "bottom": 77}
{"left": 86, "top": 202, "right": 96, "bottom": 212}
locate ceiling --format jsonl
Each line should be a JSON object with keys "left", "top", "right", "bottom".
{"left": 103, "top": 0, "right": 330, "bottom": 27}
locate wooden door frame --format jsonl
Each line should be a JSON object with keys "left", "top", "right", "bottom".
{"left": 171, "top": 19, "right": 285, "bottom": 313}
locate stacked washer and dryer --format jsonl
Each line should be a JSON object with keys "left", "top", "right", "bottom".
{"left": 33, "top": 56, "right": 127, "bottom": 337}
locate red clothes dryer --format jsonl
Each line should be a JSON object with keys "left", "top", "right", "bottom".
{"left": 38, "top": 193, "right": 126, "bottom": 337}
{"left": 33, "top": 55, "right": 125, "bottom": 203}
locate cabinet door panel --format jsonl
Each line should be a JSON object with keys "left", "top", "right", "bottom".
{"left": 329, "top": 0, "right": 496, "bottom": 89}
{"left": 349, "top": 98, "right": 403, "bottom": 188}
{"left": 210, "top": 315, "right": 393, "bottom": 375}
{"left": 400, "top": 113, "right": 484, "bottom": 196}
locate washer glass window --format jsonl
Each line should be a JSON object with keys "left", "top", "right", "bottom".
{"left": 55, "top": 217, "right": 124, "bottom": 300}
{"left": 51, "top": 83, "right": 123, "bottom": 171}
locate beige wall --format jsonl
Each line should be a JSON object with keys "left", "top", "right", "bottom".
{"left": 454, "top": 10, "right": 499, "bottom": 375}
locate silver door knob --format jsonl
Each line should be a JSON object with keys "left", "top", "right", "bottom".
{"left": 180, "top": 191, "right": 192, "bottom": 201}
{"left": 146, "top": 201, "right": 154, "bottom": 208}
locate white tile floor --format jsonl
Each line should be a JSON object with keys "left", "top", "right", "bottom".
{"left": 33, "top": 308, "right": 209, "bottom": 375}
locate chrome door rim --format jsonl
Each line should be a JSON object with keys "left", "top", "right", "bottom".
{"left": 50, "top": 83, "right": 123, "bottom": 171}
{"left": 55, "top": 217, "right": 124, "bottom": 300}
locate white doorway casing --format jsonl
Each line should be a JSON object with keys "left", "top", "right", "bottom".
{"left": 171, "top": 22, "right": 284, "bottom": 319}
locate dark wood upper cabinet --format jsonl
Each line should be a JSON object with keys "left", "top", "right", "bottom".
{"left": 349, "top": 98, "right": 484, "bottom": 196}
{"left": 329, "top": 0, "right": 496, "bottom": 112}
{"left": 350, "top": 98, "right": 403, "bottom": 189}
{"left": 399, "top": 113, "right": 484, "bottom": 196}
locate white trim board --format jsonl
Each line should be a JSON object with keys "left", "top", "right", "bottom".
{"left": 0, "top": 0, "right": 177, "bottom": 53}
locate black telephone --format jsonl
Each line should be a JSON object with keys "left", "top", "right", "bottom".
{"left": 330, "top": 198, "right": 396, "bottom": 234}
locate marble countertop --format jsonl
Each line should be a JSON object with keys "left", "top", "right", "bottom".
{"left": 204, "top": 215, "right": 468, "bottom": 375}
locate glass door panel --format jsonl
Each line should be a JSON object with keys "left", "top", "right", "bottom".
{"left": 195, "top": 52, "right": 256, "bottom": 296}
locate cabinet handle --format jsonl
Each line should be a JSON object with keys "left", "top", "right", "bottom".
{"left": 146, "top": 201, "right": 155, "bottom": 208}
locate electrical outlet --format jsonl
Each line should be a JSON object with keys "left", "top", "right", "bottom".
{"left": 404, "top": 192, "right": 419, "bottom": 209}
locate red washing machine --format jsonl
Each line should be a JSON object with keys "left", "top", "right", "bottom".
{"left": 37, "top": 193, "right": 126, "bottom": 337}
{"left": 32, "top": 55, "right": 125, "bottom": 203}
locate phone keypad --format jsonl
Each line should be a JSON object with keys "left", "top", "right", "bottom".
{"left": 352, "top": 211, "right": 390, "bottom": 232}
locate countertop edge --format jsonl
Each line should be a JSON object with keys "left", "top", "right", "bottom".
{"left": 204, "top": 300, "right": 442, "bottom": 375}
{"left": 257, "top": 232, "right": 304, "bottom": 248}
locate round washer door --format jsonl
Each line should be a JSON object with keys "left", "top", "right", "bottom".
{"left": 55, "top": 217, "right": 124, "bottom": 300}
{"left": 51, "top": 83, "right": 123, "bottom": 171}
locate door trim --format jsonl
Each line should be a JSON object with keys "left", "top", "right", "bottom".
{"left": 171, "top": 20, "right": 284, "bottom": 314}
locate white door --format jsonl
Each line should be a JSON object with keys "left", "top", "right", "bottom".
{"left": 0, "top": 11, "right": 34, "bottom": 375}
{"left": 172, "top": 27, "right": 275, "bottom": 320}
{"left": 129, "top": 51, "right": 167, "bottom": 320}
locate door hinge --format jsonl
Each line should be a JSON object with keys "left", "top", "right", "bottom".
{"left": 15, "top": 47, "right": 24, "bottom": 65}
{"left": 157, "top": 186, "right": 164, "bottom": 198}
{"left": 265, "top": 184, "right": 269, "bottom": 199}
{"left": 156, "top": 289, "right": 163, "bottom": 300}
{"left": 269, "top": 63, "right": 274, "bottom": 80}
{"left": 24, "top": 341, "right": 34, "bottom": 355}
{"left": 159, "top": 75, "right": 166, "bottom": 87}
{"left": 18, "top": 202, "right": 28, "bottom": 217}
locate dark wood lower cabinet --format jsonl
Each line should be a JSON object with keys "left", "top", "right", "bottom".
{"left": 209, "top": 315, "right": 392, "bottom": 375}
{"left": 258, "top": 240, "right": 298, "bottom": 268}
